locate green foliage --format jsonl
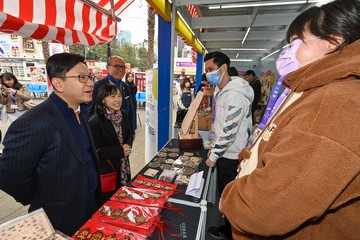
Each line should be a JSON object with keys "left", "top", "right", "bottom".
{"left": 85, "top": 44, "right": 108, "bottom": 62}
{"left": 85, "top": 42, "right": 148, "bottom": 70}
{"left": 113, "top": 43, "right": 138, "bottom": 67}
{"left": 138, "top": 47, "right": 148, "bottom": 69}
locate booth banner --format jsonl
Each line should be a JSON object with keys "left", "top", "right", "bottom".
{"left": 0, "top": 33, "right": 43, "bottom": 59}
{"left": 0, "top": 34, "right": 12, "bottom": 56}
{"left": 135, "top": 72, "right": 146, "bottom": 92}
{"left": 145, "top": 68, "right": 158, "bottom": 163}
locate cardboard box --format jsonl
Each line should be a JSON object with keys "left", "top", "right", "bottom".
{"left": 253, "top": 108, "right": 264, "bottom": 124}
{"left": 203, "top": 87, "right": 214, "bottom": 97}
{"left": 198, "top": 112, "right": 212, "bottom": 130}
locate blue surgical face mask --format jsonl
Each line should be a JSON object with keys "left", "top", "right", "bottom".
{"left": 206, "top": 65, "right": 224, "bottom": 85}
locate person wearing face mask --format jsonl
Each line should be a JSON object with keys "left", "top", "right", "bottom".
{"left": 205, "top": 51, "right": 254, "bottom": 240}
{"left": 220, "top": 0, "right": 360, "bottom": 239}
{"left": 175, "top": 77, "right": 194, "bottom": 125}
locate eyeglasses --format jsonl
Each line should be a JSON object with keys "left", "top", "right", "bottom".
{"left": 60, "top": 75, "right": 94, "bottom": 83}
{"left": 108, "top": 64, "right": 126, "bottom": 70}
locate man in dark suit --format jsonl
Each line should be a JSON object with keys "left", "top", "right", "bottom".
{"left": 0, "top": 53, "right": 99, "bottom": 236}
{"left": 245, "top": 70, "right": 262, "bottom": 123}
{"left": 87, "top": 56, "right": 135, "bottom": 136}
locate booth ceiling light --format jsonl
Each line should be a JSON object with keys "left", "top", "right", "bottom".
{"left": 221, "top": 48, "right": 267, "bottom": 51}
{"left": 209, "top": 1, "right": 321, "bottom": 9}
{"left": 261, "top": 49, "right": 280, "bottom": 61}
{"left": 241, "top": 27, "right": 251, "bottom": 45}
{"left": 231, "top": 59, "right": 253, "bottom": 62}
{"left": 260, "top": 42, "right": 291, "bottom": 61}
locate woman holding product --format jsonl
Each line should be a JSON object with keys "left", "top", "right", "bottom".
{"left": 0, "top": 72, "right": 31, "bottom": 122}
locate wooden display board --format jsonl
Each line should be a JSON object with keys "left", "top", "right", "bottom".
{"left": 178, "top": 92, "right": 203, "bottom": 150}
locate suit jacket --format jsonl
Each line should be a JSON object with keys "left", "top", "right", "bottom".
{"left": 0, "top": 97, "right": 99, "bottom": 236}
{"left": 89, "top": 112, "right": 133, "bottom": 204}
{"left": 87, "top": 77, "right": 135, "bottom": 135}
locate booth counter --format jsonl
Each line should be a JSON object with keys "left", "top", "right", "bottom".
{"left": 133, "top": 138, "right": 214, "bottom": 240}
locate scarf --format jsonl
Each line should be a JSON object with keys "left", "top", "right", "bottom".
{"left": 104, "top": 109, "right": 130, "bottom": 185}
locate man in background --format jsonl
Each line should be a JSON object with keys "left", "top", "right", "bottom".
{"left": 229, "top": 66, "right": 239, "bottom": 76}
{"left": 0, "top": 53, "right": 99, "bottom": 236}
{"left": 93, "top": 67, "right": 103, "bottom": 82}
{"left": 245, "top": 70, "right": 262, "bottom": 123}
{"left": 88, "top": 56, "right": 135, "bottom": 136}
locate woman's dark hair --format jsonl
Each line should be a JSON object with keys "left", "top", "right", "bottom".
{"left": 286, "top": 0, "right": 360, "bottom": 51}
{"left": 204, "top": 51, "right": 230, "bottom": 73}
{"left": 1, "top": 72, "right": 22, "bottom": 90}
{"left": 229, "top": 66, "right": 239, "bottom": 77}
{"left": 46, "top": 53, "right": 86, "bottom": 80}
{"left": 201, "top": 73, "right": 207, "bottom": 82}
{"left": 95, "top": 84, "right": 121, "bottom": 115}
{"left": 125, "top": 72, "right": 135, "bottom": 86}
{"left": 180, "top": 77, "right": 191, "bottom": 91}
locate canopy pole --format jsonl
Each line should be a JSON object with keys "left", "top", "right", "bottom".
{"left": 169, "top": 3, "right": 176, "bottom": 137}
{"left": 107, "top": 43, "right": 111, "bottom": 58}
{"left": 81, "top": 0, "right": 121, "bottom": 22}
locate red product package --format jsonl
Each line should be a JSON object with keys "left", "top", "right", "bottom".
{"left": 72, "top": 219, "right": 147, "bottom": 240}
{"left": 131, "top": 175, "right": 178, "bottom": 196}
{"left": 92, "top": 201, "right": 161, "bottom": 236}
{"left": 110, "top": 186, "right": 169, "bottom": 208}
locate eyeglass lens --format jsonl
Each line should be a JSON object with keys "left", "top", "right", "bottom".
{"left": 111, "top": 64, "right": 125, "bottom": 70}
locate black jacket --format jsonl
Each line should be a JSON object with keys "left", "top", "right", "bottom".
{"left": 89, "top": 111, "right": 133, "bottom": 203}
{"left": 126, "top": 82, "right": 138, "bottom": 130}
{"left": 249, "top": 76, "right": 262, "bottom": 112}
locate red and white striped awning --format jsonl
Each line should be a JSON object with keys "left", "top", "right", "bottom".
{"left": 0, "top": 0, "right": 134, "bottom": 46}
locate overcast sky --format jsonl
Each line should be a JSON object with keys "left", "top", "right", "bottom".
{"left": 118, "top": 0, "right": 149, "bottom": 44}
